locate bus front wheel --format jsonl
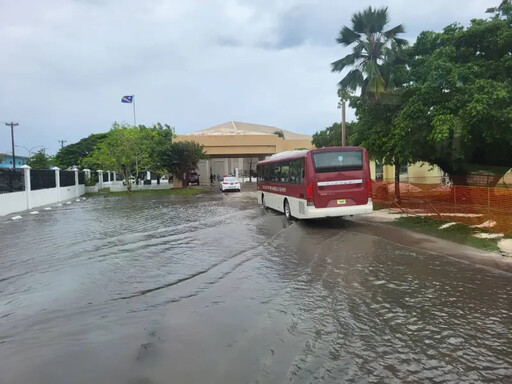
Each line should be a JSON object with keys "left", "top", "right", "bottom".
{"left": 262, "top": 195, "right": 267, "bottom": 209}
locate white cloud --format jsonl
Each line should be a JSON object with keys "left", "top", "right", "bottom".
{"left": 0, "top": 0, "right": 498, "bottom": 154}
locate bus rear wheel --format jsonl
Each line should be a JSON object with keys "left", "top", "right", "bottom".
{"left": 284, "top": 199, "right": 292, "bottom": 220}
{"left": 262, "top": 195, "right": 267, "bottom": 209}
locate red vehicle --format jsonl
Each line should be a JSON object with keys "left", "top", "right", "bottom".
{"left": 257, "top": 147, "right": 373, "bottom": 219}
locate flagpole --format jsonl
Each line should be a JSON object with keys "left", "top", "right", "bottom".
{"left": 132, "top": 94, "right": 136, "bottom": 126}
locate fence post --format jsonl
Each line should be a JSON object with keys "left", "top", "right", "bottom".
{"left": 74, "top": 169, "right": 79, "bottom": 197}
{"left": 53, "top": 167, "right": 61, "bottom": 202}
{"left": 488, "top": 186, "right": 491, "bottom": 218}
{"left": 107, "top": 171, "right": 111, "bottom": 183}
{"left": 98, "top": 170, "right": 103, "bottom": 190}
{"left": 83, "top": 168, "right": 91, "bottom": 180}
{"left": 454, "top": 186, "right": 457, "bottom": 214}
{"left": 21, "top": 165, "right": 31, "bottom": 210}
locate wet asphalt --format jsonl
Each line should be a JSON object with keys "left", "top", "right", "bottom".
{"left": 0, "top": 185, "right": 510, "bottom": 383}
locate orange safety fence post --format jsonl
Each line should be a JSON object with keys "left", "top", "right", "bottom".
{"left": 453, "top": 186, "right": 457, "bottom": 214}
{"left": 487, "top": 186, "right": 491, "bottom": 217}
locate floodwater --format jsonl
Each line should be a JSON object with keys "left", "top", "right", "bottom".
{"left": 0, "top": 188, "right": 510, "bottom": 384}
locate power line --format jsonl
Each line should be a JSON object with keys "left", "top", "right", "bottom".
{"left": 58, "top": 139, "right": 67, "bottom": 149}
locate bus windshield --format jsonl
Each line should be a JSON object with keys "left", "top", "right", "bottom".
{"left": 313, "top": 150, "right": 363, "bottom": 173}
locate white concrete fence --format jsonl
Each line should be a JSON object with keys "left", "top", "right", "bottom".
{"left": 88, "top": 170, "right": 172, "bottom": 192}
{"left": 0, "top": 166, "right": 85, "bottom": 216}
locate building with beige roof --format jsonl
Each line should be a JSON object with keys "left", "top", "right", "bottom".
{"left": 175, "top": 121, "right": 314, "bottom": 184}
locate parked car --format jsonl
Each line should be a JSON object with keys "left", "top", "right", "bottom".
{"left": 188, "top": 172, "right": 200, "bottom": 185}
{"left": 220, "top": 176, "right": 241, "bottom": 192}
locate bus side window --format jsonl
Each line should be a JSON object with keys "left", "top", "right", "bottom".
{"left": 290, "top": 160, "right": 300, "bottom": 184}
{"left": 299, "top": 159, "right": 305, "bottom": 184}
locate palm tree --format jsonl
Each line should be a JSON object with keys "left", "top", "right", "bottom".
{"left": 331, "top": 6, "right": 407, "bottom": 100}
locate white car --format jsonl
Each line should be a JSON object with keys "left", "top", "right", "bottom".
{"left": 220, "top": 177, "right": 241, "bottom": 192}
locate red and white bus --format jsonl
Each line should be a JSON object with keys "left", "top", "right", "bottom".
{"left": 257, "top": 147, "right": 373, "bottom": 219}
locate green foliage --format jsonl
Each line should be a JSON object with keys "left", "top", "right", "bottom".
{"left": 84, "top": 172, "right": 98, "bottom": 186}
{"left": 344, "top": 2, "right": 512, "bottom": 186}
{"left": 394, "top": 8, "right": 512, "bottom": 182}
{"left": 162, "top": 141, "right": 207, "bottom": 187}
{"left": 26, "top": 150, "right": 53, "bottom": 169}
{"left": 393, "top": 216, "right": 501, "bottom": 252}
{"left": 273, "top": 130, "right": 284, "bottom": 138}
{"left": 331, "top": 6, "right": 407, "bottom": 99}
{"left": 54, "top": 133, "right": 108, "bottom": 169}
{"left": 83, "top": 122, "right": 175, "bottom": 191}
{"left": 312, "top": 122, "right": 355, "bottom": 148}
{"left": 487, "top": 0, "right": 512, "bottom": 20}
{"left": 138, "top": 122, "right": 175, "bottom": 173}
{"left": 84, "top": 178, "right": 96, "bottom": 187}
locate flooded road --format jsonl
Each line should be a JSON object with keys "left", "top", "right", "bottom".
{"left": 0, "top": 188, "right": 511, "bottom": 384}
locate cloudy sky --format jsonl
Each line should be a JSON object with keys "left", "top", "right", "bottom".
{"left": 0, "top": 0, "right": 497, "bottom": 155}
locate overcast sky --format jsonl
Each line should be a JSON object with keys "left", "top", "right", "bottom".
{"left": 0, "top": 0, "right": 498, "bottom": 155}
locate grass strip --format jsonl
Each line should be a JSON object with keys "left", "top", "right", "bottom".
{"left": 372, "top": 202, "right": 389, "bottom": 211}
{"left": 393, "top": 216, "right": 501, "bottom": 252}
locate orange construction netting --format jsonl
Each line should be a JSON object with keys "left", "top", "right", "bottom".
{"left": 372, "top": 179, "right": 512, "bottom": 235}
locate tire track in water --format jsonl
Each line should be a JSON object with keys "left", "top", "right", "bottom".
{"left": 114, "top": 218, "right": 296, "bottom": 301}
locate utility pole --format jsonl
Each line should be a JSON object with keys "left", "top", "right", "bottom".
{"left": 337, "top": 89, "right": 349, "bottom": 147}
{"left": 337, "top": 101, "right": 346, "bottom": 147}
{"left": 58, "top": 139, "right": 67, "bottom": 149}
{"left": 5, "top": 122, "right": 19, "bottom": 192}
{"left": 5, "top": 122, "right": 19, "bottom": 170}
{"left": 341, "top": 99, "right": 346, "bottom": 147}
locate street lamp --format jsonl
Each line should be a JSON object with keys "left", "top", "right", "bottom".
{"left": 15, "top": 145, "right": 45, "bottom": 157}
{"left": 16, "top": 145, "right": 46, "bottom": 157}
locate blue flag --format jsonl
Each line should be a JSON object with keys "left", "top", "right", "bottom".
{"left": 121, "top": 95, "right": 133, "bottom": 103}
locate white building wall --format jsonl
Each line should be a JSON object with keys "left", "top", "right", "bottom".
{"left": 212, "top": 159, "right": 228, "bottom": 179}
{"left": 197, "top": 160, "right": 209, "bottom": 185}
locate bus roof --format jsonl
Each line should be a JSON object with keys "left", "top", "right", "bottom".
{"left": 257, "top": 146, "right": 364, "bottom": 165}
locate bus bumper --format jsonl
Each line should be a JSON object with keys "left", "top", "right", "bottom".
{"left": 305, "top": 200, "right": 373, "bottom": 219}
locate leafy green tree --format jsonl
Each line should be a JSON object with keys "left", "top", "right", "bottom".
{"left": 138, "top": 123, "right": 175, "bottom": 173}
{"left": 331, "top": 6, "right": 407, "bottom": 100}
{"left": 163, "top": 141, "right": 207, "bottom": 187}
{"left": 82, "top": 122, "right": 175, "bottom": 190}
{"left": 27, "top": 150, "right": 53, "bottom": 169}
{"left": 54, "top": 133, "right": 107, "bottom": 169}
{"left": 312, "top": 122, "right": 355, "bottom": 148}
{"left": 487, "top": 0, "right": 512, "bottom": 20}
{"left": 83, "top": 123, "right": 147, "bottom": 191}
{"left": 350, "top": 92, "right": 416, "bottom": 195}
{"left": 338, "top": 1, "right": 512, "bottom": 190}
{"left": 393, "top": 4, "right": 512, "bottom": 185}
